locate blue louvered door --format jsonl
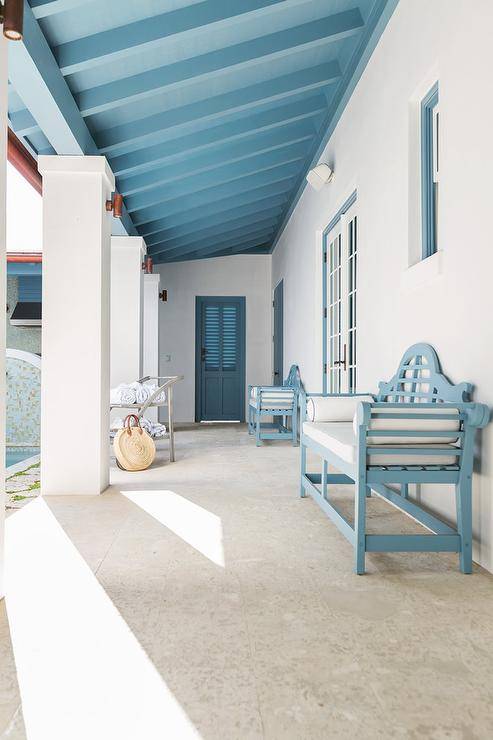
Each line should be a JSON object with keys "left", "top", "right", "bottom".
{"left": 196, "top": 297, "right": 246, "bottom": 421}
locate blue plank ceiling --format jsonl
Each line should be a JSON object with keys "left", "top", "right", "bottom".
{"left": 8, "top": 0, "right": 397, "bottom": 262}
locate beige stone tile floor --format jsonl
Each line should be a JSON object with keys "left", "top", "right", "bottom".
{"left": 1, "top": 423, "right": 493, "bottom": 739}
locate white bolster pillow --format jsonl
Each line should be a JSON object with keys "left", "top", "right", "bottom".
{"left": 352, "top": 405, "right": 460, "bottom": 444}
{"left": 306, "top": 395, "right": 374, "bottom": 422}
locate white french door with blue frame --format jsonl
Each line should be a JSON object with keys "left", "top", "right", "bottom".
{"left": 195, "top": 296, "right": 246, "bottom": 422}
{"left": 323, "top": 200, "right": 358, "bottom": 393}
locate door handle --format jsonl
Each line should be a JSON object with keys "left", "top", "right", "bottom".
{"left": 333, "top": 343, "right": 347, "bottom": 372}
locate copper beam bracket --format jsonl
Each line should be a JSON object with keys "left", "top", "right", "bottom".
{"left": 106, "top": 193, "right": 123, "bottom": 218}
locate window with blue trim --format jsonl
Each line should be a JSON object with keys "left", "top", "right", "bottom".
{"left": 421, "top": 82, "right": 439, "bottom": 259}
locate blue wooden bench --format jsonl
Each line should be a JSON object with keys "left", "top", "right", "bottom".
{"left": 300, "top": 344, "right": 489, "bottom": 574}
{"left": 249, "top": 364, "right": 302, "bottom": 446}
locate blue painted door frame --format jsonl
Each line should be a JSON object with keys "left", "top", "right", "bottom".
{"left": 273, "top": 280, "right": 283, "bottom": 384}
{"left": 195, "top": 296, "right": 246, "bottom": 422}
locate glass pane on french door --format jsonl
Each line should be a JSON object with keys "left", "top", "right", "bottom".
{"left": 327, "top": 224, "right": 343, "bottom": 393}
{"left": 325, "top": 205, "right": 358, "bottom": 393}
{"left": 347, "top": 212, "right": 357, "bottom": 392}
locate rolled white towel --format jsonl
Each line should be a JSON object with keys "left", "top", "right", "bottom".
{"left": 112, "top": 384, "right": 136, "bottom": 405}
{"left": 110, "top": 416, "right": 162, "bottom": 438}
{"left": 146, "top": 384, "right": 166, "bottom": 404}
{"left": 150, "top": 422, "right": 167, "bottom": 438}
{"left": 130, "top": 381, "right": 151, "bottom": 404}
{"left": 139, "top": 417, "right": 153, "bottom": 434}
{"left": 137, "top": 417, "right": 167, "bottom": 438}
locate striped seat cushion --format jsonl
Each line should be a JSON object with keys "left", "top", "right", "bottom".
{"left": 250, "top": 388, "right": 295, "bottom": 409}
{"left": 250, "top": 399, "right": 294, "bottom": 410}
{"left": 303, "top": 422, "right": 459, "bottom": 466}
{"left": 353, "top": 405, "right": 461, "bottom": 445}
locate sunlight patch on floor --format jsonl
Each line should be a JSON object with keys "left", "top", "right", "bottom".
{"left": 123, "top": 490, "right": 225, "bottom": 567}
{"left": 5, "top": 498, "right": 200, "bottom": 740}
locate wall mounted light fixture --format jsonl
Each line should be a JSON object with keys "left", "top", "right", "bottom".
{"left": 159, "top": 290, "right": 168, "bottom": 302}
{"left": 0, "top": 0, "right": 24, "bottom": 41}
{"left": 306, "top": 163, "right": 334, "bottom": 191}
{"left": 106, "top": 193, "right": 123, "bottom": 218}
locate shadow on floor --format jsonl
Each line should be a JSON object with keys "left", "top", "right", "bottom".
{"left": 3, "top": 424, "right": 493, "bottom": 739}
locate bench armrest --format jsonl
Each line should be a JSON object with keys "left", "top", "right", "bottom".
{"left": 463, "top": 403, "right": 490, "bottom": 429}
{"left": 354, "top": 401, "right": 490, "bottom": 430}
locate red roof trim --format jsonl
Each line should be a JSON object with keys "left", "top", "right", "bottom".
{"left": 7, "top": 253, "right": 42, "bottom": 262}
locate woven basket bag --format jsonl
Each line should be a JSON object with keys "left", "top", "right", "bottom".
{"left": 114, "top": 414, "right": 156, "bottom": 471}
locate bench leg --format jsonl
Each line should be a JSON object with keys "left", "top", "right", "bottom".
{"left": 255, "top": 409, "right": 262, "bottom": 447}
{"left": 321, "top": 460, "right": 328, "bottom": 500}
{"left": 354, "top": 477, "right": 368, "bottom": 575}
{"left": 401, "top": 483, "right": 408, "bottom": 499}
{"left": 300, "top": 441, "right": 307, "bottom": 497}
{"left": 291, "top": 405, "right": 298, "bottom": 447}
{"left": 456, "top": 479, "right": 473, "bottom": 574}
{"left": 248, "top": 405, "right": 253, "bottom": 435}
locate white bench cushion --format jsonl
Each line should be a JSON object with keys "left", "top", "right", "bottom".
{"left": 353, "top": 405, "right": 460, "bottom": 445}
{"left": 250, "top": 387, "right": 295, "bottom": 410}
{"left": 250, "top": 399, "right": 294, "bottom": 410}
{"left": 303, "top": 422, "right": 459, "bottom": 466}
{"left": 306, "top": 395, "right": 374, "bottom": 422}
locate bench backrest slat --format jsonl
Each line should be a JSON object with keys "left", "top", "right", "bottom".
{"left": 284, "top": 364, "right": 303, "bottom": 390}
{"left": 376, "top": 344, "right": 472, "bottom": 404}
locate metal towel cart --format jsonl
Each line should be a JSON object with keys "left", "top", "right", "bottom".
{"left": 110, "top": 375, "right": 183, "bottom": 462}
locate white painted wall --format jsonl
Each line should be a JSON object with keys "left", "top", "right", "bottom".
{"left": 156, "top": 255, "right": 272, "bottom": 422}
{"left": 272, "top": 0, "right": 493, "bottom": 570}
{"left": 0, "top": 37, "right": 7, "bottom": 599}
{"left": 7, "top": 161, "right": 42, "bottom": 253}
{"left": 110, "top": 236, "right": 144, "bottom": 389}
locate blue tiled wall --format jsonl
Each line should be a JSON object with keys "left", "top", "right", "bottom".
{"left": 6, "top": 356, "right": 41, "bottom": 446}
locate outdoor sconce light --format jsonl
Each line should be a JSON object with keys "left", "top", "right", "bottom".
{"left": 306, "top": 163, "right": 334, "bottom": 191}
{"left": 159, "top": 290, "right": 168, "bottom": 302}
{"left": 106, "top": 193, "right": 123, "bottom": 218}
{"left": 0, "top": 0, "right": 24, "bottom": 41}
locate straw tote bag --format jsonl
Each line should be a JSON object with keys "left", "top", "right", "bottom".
{"left": 114, "top": 414, "right": 156, "bottom": 471}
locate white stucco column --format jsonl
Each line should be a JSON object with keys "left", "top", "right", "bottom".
{"left": 142, "top": 273, "right": 160, "bottom": 421}
{"left": 110, "top": 237, "right": 145, "bottom": 410}
{"left": 38, "top": 156, "right": 114, "bottom": 495}
{"left": 0, "top": 37, "right": 8, "bottom": 599}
